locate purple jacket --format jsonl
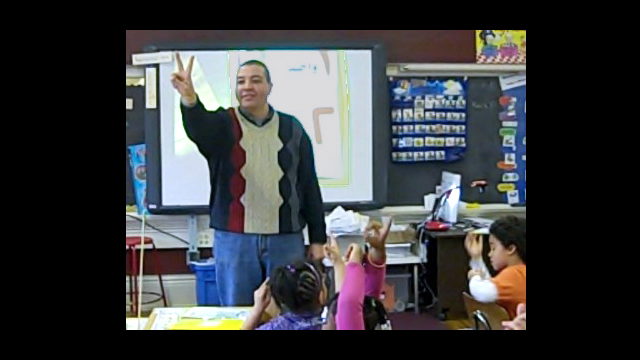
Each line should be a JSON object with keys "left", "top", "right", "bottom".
{"left": 257, "top": 312, "right": 324, "bottom": 330}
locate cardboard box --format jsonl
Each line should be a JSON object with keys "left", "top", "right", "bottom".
{"left": 386, "top": 227, "right": 417, "bottom": 244}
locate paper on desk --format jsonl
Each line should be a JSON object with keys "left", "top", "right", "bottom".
{"left": 325, "top": 206, "right": 370, "bottom": 237}
{"left": 181, "top": 307, "right": 251, "bottom": 321}
{"left": 148, "top": 308, "right": 187, "bottom": 330}
{"left": 152, "top": 313, "right": 180, "bottom": 330}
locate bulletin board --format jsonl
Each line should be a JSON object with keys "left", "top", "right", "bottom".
{"left": 389, "top": 77, "right": 468, "bottom": 164}
{"left": 387, "top": 77, "right": 522, "bottom": 205}
{"left": 497, "top": 75, "right": 526, "bottom": 205}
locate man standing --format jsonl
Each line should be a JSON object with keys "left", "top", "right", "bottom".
{"left": 171, "top": 53, "right": 326, "bottom": 306}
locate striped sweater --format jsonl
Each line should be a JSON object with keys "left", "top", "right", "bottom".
{"left": 181, "top": 99, "right": 326, "bottom": 244}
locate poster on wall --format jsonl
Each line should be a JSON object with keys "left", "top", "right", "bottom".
{"left": 496, "top": 74, "right": 525, "bottom": 205}
{"left": 476, "top": 30, "right": 526, "bottom": 64}
{"left": 389, "top": 77, "right": 468, "bottom": 164}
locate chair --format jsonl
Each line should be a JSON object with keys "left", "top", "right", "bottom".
{"left": 462, "top": 292, "right": 510, "bottom": 330}
{"left": 126, "top": 236, "right": 168, "bottom": 314}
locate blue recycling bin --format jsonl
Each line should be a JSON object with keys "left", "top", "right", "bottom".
{"left": 190, "top": 259, "right": 221, "bottom": 306}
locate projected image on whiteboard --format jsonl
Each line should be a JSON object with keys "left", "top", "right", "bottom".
{"left": 172, "top": 50, "right": 349, "bottom": 181}
{"left": 159, "top": 49, "right": 373, "bottom": 206}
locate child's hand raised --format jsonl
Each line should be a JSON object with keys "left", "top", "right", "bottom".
{"left": 345, "top": 243, "right": 365, "bottom": 265}
{"left": 365, "top": 217, "right": 393, "bottom": 251}
{"left": 326, "top": 235, "right": 348, "bottom": 292}
{"left": 464, "top": 232, "right": 483, "bottom": 259}
{"left": 324, "top": 234, "right": 344, "bottom": 266}
{"left": 253, "top": 278, "right": 271, "bottom": 312}
{"left": 243, "top": 279, "right": 272, "bottom": 330}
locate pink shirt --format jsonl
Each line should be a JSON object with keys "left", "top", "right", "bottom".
{"left": 336, "top": 255, "right": 386, "bottom": 330}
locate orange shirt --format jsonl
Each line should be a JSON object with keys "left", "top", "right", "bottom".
{"left": 493, "top": 264, "right": 526, "bottom": 318}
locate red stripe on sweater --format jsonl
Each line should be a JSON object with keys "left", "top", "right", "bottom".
{"left": 228, "top": 109, "right": 246, "bottom": 232}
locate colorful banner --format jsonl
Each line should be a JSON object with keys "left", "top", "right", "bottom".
{"left": 128, "top": 144, "right": 149, "bottom": 215}
{"left": 476, "top": 30, "right": 526, "bottom": 64}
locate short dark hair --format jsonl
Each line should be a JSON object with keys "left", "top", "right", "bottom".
{"left": 238, "top": 60, "right": 271, "bottom": 84}
{"left": 490, "top": 216, "right": 526, "bottom": 264}
{"left": 269, "top": 260, "right": 325, "bottom": 314}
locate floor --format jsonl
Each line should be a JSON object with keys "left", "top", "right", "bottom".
{"left": 387, "top": 311, "right": 451, "bottom": 330}
{"left": 443, "top": 318, "right": 473, "bottom": 330}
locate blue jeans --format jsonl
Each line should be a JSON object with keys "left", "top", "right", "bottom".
{"left": 214, "top": 230, "right": 306, "bottom": 306}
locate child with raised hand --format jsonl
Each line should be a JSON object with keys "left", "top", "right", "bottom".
{"left": 323, "top": 234, "right": 346, "bottom": 293}
{"left": 465, "top": 215, "right": 526, "bottom": 319}
{"left": 242, "top": 259, "right": 330, "bottom": 330}
{"left": 322, "top": 218, "right": 393, "bottom": 330}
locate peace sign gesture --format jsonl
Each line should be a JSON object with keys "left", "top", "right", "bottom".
{"left": 170, "top": 52, "right": 197, "bottom": 105}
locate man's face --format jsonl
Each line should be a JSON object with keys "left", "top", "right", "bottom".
{"left": 236, "top": 64, "right": 272, "bottom": 110}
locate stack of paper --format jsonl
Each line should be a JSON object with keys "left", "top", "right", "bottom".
{"left": 325, "top": 206, "right": 370, "bottom": 237}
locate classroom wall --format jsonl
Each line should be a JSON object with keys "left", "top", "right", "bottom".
{"left": 388, "top": 77, "right": 506, "bottom": 205}
{"left": 126, "top": 30, "right": 476, "bottom": 64}
{"left": 126, "top": 30, "right": 493, "bottom": 206}
{"left": 125, "top": 30, "right": 520, "bottom": 278}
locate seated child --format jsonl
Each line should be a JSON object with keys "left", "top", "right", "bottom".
{"left": 465, "top": 215, "right": 526, "bottom": 319}
{"left": 242, "top": 259, "right": 330, "bottom": 330}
